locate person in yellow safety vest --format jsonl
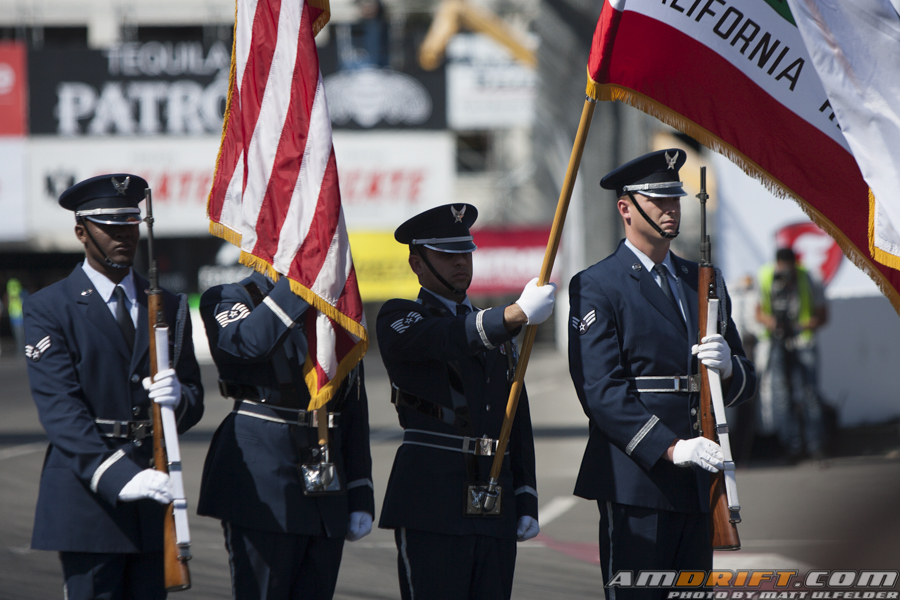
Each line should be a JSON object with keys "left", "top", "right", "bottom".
{"left": 755, "top": 247, "right": 828, "bottom": 461}
{"left": 7, "top": 278, "right": 27, "bottom": 356}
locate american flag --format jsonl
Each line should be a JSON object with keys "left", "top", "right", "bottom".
{"left": 207, "top": 0, "right": 367, "bottom": 410}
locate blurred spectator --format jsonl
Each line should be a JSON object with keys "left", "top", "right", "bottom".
{"left": 755, "top": 248, "right": 828, "bottom": 461}
{"left": 7, "top": 278, "right": 27, "bottom": 357}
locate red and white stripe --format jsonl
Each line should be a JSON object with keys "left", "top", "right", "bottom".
{"left": 586, "top": 0, "right": 900, "bottom": 310}
{"left": 208, "top": 0, "right": 366, "bottom": 408}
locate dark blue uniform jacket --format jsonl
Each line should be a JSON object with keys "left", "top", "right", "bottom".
{"left": 377, "top": 289, "right": 538, "bottom": 538}
{"left": 568, "top": 242, "right": 755, "bottom": 513}
{"left": 24, "top": 265, "right": 204, "bottom": 553}
{"left": 197, "top": 272, "right": 375, "bottom": 537}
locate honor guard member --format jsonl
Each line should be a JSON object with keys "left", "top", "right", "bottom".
{"left": 377, "top": 204, "right": 556, "bottom": 600}
{"left": 23, "top": 174, "right": 204, "bottom": 600}
{"left": 197, "top": 269, "right": 375, "bottom": 600}
{"left": 567, "top": 150, "right": 756, "bottom": 600}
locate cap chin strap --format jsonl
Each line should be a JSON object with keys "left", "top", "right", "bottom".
{"left": 78, "top": 217, "right": 131, "bottom": 270}
{"left": 415, "top": 246, "right": 468, "bottom": 296}
{"left": 627, "top": 192, "right": 679, "bottom": 239}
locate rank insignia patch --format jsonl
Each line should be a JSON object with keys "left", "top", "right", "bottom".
{"left": 25, "top": 336, "right": 51, "bottom": 362}
{"left": 390, "top": 312, "right": 423, "bottom": 334}
{"left": 571, "top": 310, "right": 596, "bottom": 335}
{"left": 215, "top": 303, "right": 251, "bottom": 328}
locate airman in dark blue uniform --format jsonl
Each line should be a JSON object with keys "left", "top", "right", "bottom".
{"left": 376, "top": 204, "right": 556, "bottom": 600}
{"left": 197, "top": 270, "right": 375, "bottom": 600}
{"left": 567, "top": 150, "right": 756, "bottom": 600}
{"left": 23, "top": 174, "right": 204, "bottom": 600}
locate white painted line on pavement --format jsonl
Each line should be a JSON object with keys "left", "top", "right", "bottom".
{"left": 0, "top": 443, "right": 45, "bottom": 461}
{"left": 539, "top": 496, "right": 578, "bottom": 526}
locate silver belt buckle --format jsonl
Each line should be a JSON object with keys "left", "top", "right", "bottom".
{"left": 689, "top": 374, "right": 701, "bottom": 392}
{"left": 131, "top": 422, "right": 151, "bottom": 441}
{"left": 474, "top": 437, "right": 495, "bottom": 456}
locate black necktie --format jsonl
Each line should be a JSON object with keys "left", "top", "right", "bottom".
{"left": 653, "top": 264, "right": 681, "bottom": 316}
{"left": 113, "top": 286, "right": 135, "bottom": 349}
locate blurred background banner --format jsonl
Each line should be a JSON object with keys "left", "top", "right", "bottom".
{"left": 0, "top": 41, "right": 27, "bottom": 135}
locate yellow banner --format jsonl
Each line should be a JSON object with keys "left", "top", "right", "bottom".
{"left": 349, "top": 231, "right": 420, "bottom": 302}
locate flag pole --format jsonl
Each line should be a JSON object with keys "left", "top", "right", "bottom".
{"left": 482, "top": 96, "right": 597, "bottom": 505}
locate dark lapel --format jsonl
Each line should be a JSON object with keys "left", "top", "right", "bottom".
{"left": 131, "top": 274, "right": 150, "bottom": 372}
{"left": 615, "top": 241, "right": 688, "bottom": 339}
{"left": 672, "top": 254, "right": 699, "bottom": 350}
{"left": 70, "top": 265, "right": 133, "bottom": 360}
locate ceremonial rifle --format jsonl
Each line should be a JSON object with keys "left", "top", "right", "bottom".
{"left": 696, "top": 167, "right": 741, "bottom": 550}
{"left": 145, "top": 189, "right": 192, "bottom": 590}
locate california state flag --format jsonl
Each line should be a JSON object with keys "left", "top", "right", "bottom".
{"left": 586, "top": 0, "right": 900, "bottom": 312}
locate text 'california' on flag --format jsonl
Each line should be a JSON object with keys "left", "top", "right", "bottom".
{"left": 786, "top": 0, "right": 900, "bottom": 276}
{"left": 585, "top": 0, "right": 900, "bottom": 313}
{"left": 207, "top": 0, "right": 367, "bottom": 410}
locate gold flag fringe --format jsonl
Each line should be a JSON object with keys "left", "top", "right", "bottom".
{"left": 589, "top": 79, "right": 900, "bottom": 317}
{"left": 205, "top": 1, "right": 239, "bottom": 219}
{"left": 869, "top": 190, "right": 900, "bottom": 272}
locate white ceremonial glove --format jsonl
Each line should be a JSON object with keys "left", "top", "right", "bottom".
{"left": 673, "top": 438, "right": 724, "bottom": 473}
{"left": 691, "top": 334, "right": 733, "bottom": 379}
{"left": 346, "top": 511, "right": 373, "bottom": 542}
{"left": 516, "top": 516, "right": 540, "bottom": 542}
{"left": 118, "top": 469, "right": 174, "bottom": 504}
{"left": 142, "top": 368, "right": 183, "bottom": 408}
{"left": 514, "top": 278, "right": 558, "bottom": 325}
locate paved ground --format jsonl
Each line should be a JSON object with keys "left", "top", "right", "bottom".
{"left": 1, "top": 344, "right": 899, "bottom": 599}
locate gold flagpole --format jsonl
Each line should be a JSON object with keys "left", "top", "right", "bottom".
{"left": 483, "top": 96, "right": 598, "bottom": 501}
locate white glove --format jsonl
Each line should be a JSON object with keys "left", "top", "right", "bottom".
{"left": 692, "top": 334, "right": 733, "bottom": 379}
{"left": 673, "top": 438, "right": 724, "bottom": 473}
{"left": 118, "top": 469, "right": 173, "bottom": 504}
{"left": 346, "top": 511, "right": 373, "bottom": 542}
{"left": 514, "top": 278, "right": 557, "bottom": 325}
{"left": 516, "top": 515, "right": 540, "bottom": 542}
{"left": 142, "top": 368, "right": 182, "bottom": 408}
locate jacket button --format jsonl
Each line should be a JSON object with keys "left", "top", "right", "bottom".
{"left": 690, "top": 408, "right": 697, "bottom": 416}
{"left": 485, "top": 405, "right": 491, "bottom": 411}
{"left": 131, "top": 374, "right": 140, "bottom": 383}
{"left": 133, "top": 406, "right": 141, "bottom": 417}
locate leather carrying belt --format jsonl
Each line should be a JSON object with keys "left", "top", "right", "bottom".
{"left": 627, "top": 375, "right": 701, "bottom": 393}
{"left": 233, "top": 399, "right": 339, "bottom": 428}
{"left": 402, "top": 429, "right": 508, "bottom": 456}
{"left": 95, "top": 419, "right": 153, "bottom": 441}
{"left": 220, "top": 380, "right": 261, "bottom": 401}
{"left": 219, "top": 379, "right": 307, "bottom": 410}
{"left": 392, "top": 384, "right": 472, "bottom": 433}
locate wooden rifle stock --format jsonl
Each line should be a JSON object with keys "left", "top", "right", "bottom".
{"left": 146, "top": 190, "right": 191, "bottom": 591}
{"left": 697, "top": 167, "right": 740, "bottom": 551}
{"left": 697, "top": 266, "right": 740, "bottom": 550}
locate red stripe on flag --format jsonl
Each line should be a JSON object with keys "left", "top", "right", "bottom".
{"left": 335, "top": 266, "right": 364, "bottom": 321}
{"left": 287, "top": 150, "right": 342, "bottom": 287}
{"left": 240, "top": 0, "right": 283, "bottom": 193}
{"left": 251, "top": 0, "right": 321, "bottom": 262}
{"left": 208, "top": 76, "right": 242, "bottom": 222}
{"left": 587, "top": 0, "right": 623, "bottom": 86}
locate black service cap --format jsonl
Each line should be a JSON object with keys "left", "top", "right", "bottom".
{"left": 59, "top": 173, "right": 147, "bottom": 225}
{"left": 601, "top": 148, "right": 687, "bottom": 199}
{"left": 394, "top": 203, "right": 478, "bottom": 253}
